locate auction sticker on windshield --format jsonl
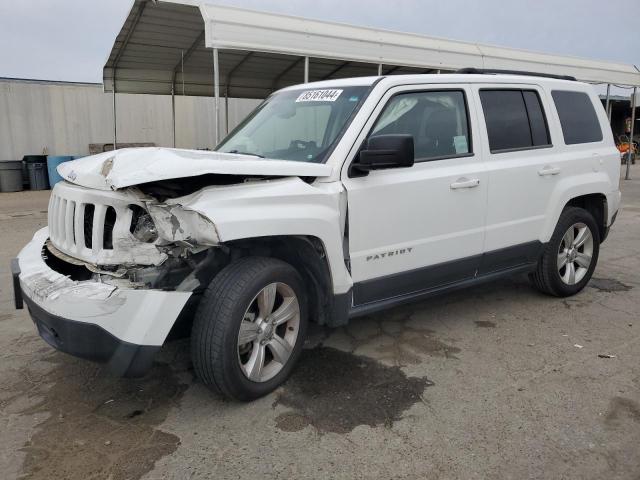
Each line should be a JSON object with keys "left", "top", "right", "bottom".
{"left": 296, "top": 89, "right": 343, "bottom": 102}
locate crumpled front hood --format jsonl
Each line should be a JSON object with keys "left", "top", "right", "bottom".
{"left": 57, "top": 147, "right": 333, "bottom": 191}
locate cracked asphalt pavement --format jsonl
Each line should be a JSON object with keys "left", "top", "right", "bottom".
{"left": 1, "top": 168, "right": 639, "bottom": 479}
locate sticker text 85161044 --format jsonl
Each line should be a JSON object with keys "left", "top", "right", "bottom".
{"left": 296, "top": 89, "right": 343, "bottom": 102}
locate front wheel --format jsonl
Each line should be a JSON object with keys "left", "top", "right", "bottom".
{"left": 529, "top": 207, "right": 600, "bottom": 297}
{"left": 191, "top": 257, "right": 307, "bottom": 401}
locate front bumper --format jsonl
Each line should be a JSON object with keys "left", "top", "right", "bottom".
{"left": 14, "top": 227, "right": 192, "bottom": 377}
{"left": 23, "top": 294, "right": 159, "bottom": 377}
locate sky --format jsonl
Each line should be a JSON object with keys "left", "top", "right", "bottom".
{"left": 0, "top": 0, "right": 638, "bottom": 92}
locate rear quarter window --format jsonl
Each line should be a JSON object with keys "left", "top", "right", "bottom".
{"left": 551, "top": 90, "right": 603, "bottom": 145}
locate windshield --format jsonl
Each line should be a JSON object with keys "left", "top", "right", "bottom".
{"left": 216, "top": 86, "right": 369, "bottom": 163}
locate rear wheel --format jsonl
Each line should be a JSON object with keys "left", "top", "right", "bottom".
{"left": 529, "top": 207, "right": 600, "bottom": 297}
{"left": 191, "top": 257, "right": 307, "bottom": 401}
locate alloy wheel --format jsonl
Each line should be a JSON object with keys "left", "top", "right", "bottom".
{"left": 557, "top": 222, "right": 594, "bottom": 285}
{"left": 237, "top": 282, "right": 300, "bottom": 382}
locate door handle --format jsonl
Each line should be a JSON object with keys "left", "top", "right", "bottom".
{"left": 538, "top": 165, "right": 561, "bottom": 176}
{"left": 450, "top": 178, "right": 480, "bottom": 190}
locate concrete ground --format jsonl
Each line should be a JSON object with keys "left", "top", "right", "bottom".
{"left": 1, "top": 169, "right": 639, "bottom": 480}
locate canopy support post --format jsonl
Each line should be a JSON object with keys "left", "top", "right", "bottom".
{"left": 378, "top": 63, "right": 383, "bottom": 76}
{"left": 625, "top": 87, "right": 636, "bottom": 180}
{"left": 112, "top": 85, "right": 117, "bottom": 151}
{"left": 605, "top": 84, "right": 611, "bottom": 122}
{"left": 225, "top": 86, "right": 229, "bottom": 136}
{"left": 171, "top": 84, "right": 176, "bottom": 148}
{"left": 304, "top": 56, "right": 309, "bottom": 83}
{"left": 213, "top": 48, "right": 220, "bottom": 145}
{"left": 225, "top": 52, "right": 256, "bottom": 135}
{"left": 607, "top": 101, "right": 613, "bottom": 123}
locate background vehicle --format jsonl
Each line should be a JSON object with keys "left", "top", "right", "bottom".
{"left": 13, "top": 71, "right": 621, "bottom": 400}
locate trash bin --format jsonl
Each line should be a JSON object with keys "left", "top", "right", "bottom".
{"left": 21, "top": 161, "right": 29, "bottom": 188}
{"left": 23, "top": 155, "right": 49, "bottom": 190}
{"left": 47, "top": 155, "right": 74, "bottom": 187}
{"left": 0, "top": 161, "right": 24, "bottom": 192}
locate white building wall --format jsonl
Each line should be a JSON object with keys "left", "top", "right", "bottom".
{"left": 173, "top": 95, "right": 259, "bottom": 150}
{"left": 0, "top": 79, "right": 261, "bottom": 159}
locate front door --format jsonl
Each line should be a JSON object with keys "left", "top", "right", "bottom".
{"left": 341, "top": 85, "right": 488, "bottom": 306}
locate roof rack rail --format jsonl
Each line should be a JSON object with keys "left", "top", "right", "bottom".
{"left": 455, "top": 67, "right": 577, "bottom": 81}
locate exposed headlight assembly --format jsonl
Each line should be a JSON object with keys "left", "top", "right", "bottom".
{"left": 127, "top": 205, "right": 159, "bottom": 243}
{"left": 146, "top": 204, "right": 219, "bottom": 246}
{"left": 132, "top": 212, "right": 159, "bottom": 243}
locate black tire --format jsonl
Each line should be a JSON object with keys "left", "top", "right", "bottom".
{"left": 529, "top": 207, "right": 600, "bottom": 297}
{"left": 191, "top": 256, "right": 307, "bottom": 401}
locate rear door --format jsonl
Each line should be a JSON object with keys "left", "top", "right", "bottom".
{"left": 473, "top": 84, "right": 558, "bottom": 273}
{"left": 341, "top": 84, "right": 488, "bottom": 306}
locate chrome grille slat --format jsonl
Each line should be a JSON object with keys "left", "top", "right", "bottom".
{"left": 53, "top": 196, "right": 62, "bottom": 241}
{"left": 48, "top": 195, "right": 56, "bottom": 240}
{"left": 74, "top": 202, "right": 85, "bottom": 253}
{"left": 56, "top": 198, "right": 64, "bottom": 243}
{"left": 113, "top": 206, "right": 133, "bottom": 238}
{"left": 47, "top": 195, "right": 56, "bottom": 240}
{"left": 64, "top": 200, "right": 75, "bottom": 248}
{"left": 59, "top": 198, "right": 66, "bottom": 244}
{"left": 91, "top": 204, "right": 107, "bottom": 254}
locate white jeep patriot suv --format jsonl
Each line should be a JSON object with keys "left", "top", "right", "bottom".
{"left": 13, "top": 70, "right": 621, "bottom": 400}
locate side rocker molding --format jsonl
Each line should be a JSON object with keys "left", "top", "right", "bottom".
{"left": 347, "top": 241, "right": 544, "bottom": 319}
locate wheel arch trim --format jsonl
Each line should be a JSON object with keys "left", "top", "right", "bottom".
{"left": 540, "top": 173, "right": 616, "bottom": 243}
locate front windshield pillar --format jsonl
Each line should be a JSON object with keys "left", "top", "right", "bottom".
{"left": 225, "top": 86, "right": 229, "bottom": 136}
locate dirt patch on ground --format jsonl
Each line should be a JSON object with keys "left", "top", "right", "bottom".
{"left": 373, "top": 327, "right": 461, "bottom": 364}
{"left": 320, "top": 305, "right": 462, "bottom": 367}
{"left": 589, "top": 278, "right": 632, "bottom": 293}
{"left": 18, "top": 353, "right": 187, "bottom": 480}
{"left": 605, "top": 397, "right": 640, "bottom": 426}
{"left": 273, "top": 347, "right": 433, "bottom": 434}
{"left": 474, "top": 320, "right": 496, "bottom": 328}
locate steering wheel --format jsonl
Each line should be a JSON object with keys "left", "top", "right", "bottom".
{"left": 289, "top": 140, "right": 317, "bottom": 151}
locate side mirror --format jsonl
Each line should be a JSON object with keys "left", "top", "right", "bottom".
{"left": 350, "top": 134, "right": 414, "bottom": 176}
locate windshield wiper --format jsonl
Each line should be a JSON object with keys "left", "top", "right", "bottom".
{"left": 226, "top": 150, "right": 265, "bottom": 158}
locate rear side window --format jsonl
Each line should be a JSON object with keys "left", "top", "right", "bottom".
{"left": 551, "top": 90, "right": 603, "bottom": 145}
{"left": 480, "top": 89, "right": 551, "bottom": 152}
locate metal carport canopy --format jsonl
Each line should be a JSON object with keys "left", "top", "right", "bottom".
{"left": 199, "top": 2, "right": 640, "bottom": 87}
{"left": 104, "top": 0, "right": 640, "bottom": 99}
{"left": 103, "top": 0, "right": 640, "bottom": 146}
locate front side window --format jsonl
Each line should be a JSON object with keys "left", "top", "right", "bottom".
{"left": 480, "top": 89, "right": 551, "bottom": 152}
{"left": 370, "top": 90, "right": 471, "bottom": 161}
{"left": 551, "top": 90, "right": 603, "bottom": 145}
{"left": 217, "top": 86, "right": 369, "bottom": 163}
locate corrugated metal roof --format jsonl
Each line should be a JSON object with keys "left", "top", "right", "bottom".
{"left": 103, "top": 0, "right": 640, "bottom": 99}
